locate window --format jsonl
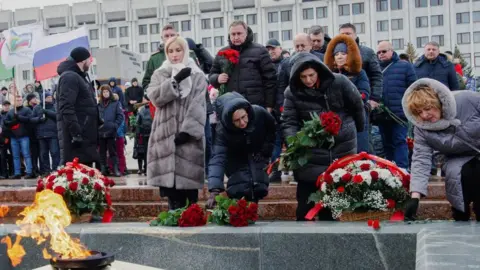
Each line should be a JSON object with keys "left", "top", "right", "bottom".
{"left": 202, "top": 37, "right": 212, "bottom": 48}
{"left": 376, "top": 0, "right": 388, "bottom": 11}
{"left": 213, "top": 17, "right": 223, "bottom": 28}
{"left": 181, "top": 20, "right": 191, "bottom": 31}
{"left": 473, "top": 11, "right": 480, "bottom": 22}
{"left": 201, "top": 19, "right": 211, "bottom": 29}
{"left": 474, "top": 31, "right": 480, "bottom": 43}
{"left": 323, "top": 26, "right": 329, "bottom": 34}
{"left": 253, "top": 33, "right": 258, "bottom": 43}
{"left": 475, "top": 53, "right": 480, "bottom": 67}
{"left": 142, "top": 61, "right": 147, "bottom": 71}
{"left": 416, "top": 16, "right": 428, "bottom": 28}
{"left": 139, "top": 25, "right": 147, "bottom": 35}
{"left": 456, "top": 12, "right": 470, "bottom": 24}
{"left": 108, "top": 27, "right": 116, "bottom": 38}
{"left": 214, "top": 36, "right": 224, "bottom": 47}
{"left": 89, "top": 29, "right": 98, "bottom": 40}
{"left": 282, "top": 30, "right": 292, "bottom": 41}
{"left": 462, "top": 53, "right": 471, "bottom": 66}
{"left": 119, "top": 26, "right": 128, "bottom": 37}
{"left": 303, "top": 8, "right": 314, "bottom": 20}
{"left": 392, "top": 38, "right": 404, "bottom": 50}
{"left": 170, "top": 21, "right": 179, "bottom": 31}
{"left": 430, "top": 0, "right": 443, "bottom": 6}
{"left": 354, "top": 23, "right": 365, "bottom": 34}
{"left": 415, "top": 0, "right": 427, "bottom": 7}
{"left": 431, "top": 35, "right": 444, "bottom": 46}
{"left": 150, "top": 24, "right": 159, "bottom": 34}
{"left": 120, "top": 44, "right": 129, "bottom": 50}
{"left": 431, "top": 15, "right": 443, "bottom": 26}
{"left": 268, "top": 12, "right": 278, "bottom": 23}
{"left": 317, "top": 7, "right": 328, "bottom": 18}
{"left": 353, "top": 3, "right": 365, "bottom": 14}
{"left": 139, "top": 43, "right": 147, "bottom": 53}
{"left": 22, "top": 70, "right": 30, "bottom": 81}
{"left": 303, "top": 28, "right": 310, "bottom": 34}
{"left": 456, "top": 0, "right": 469, "bottom": 2}
{"left": 151, "top": 41, "right": 160, "bottom": 52}
{"left": 247, "top": 14, "right": 257, "bottom": 25}
{"left": 234, "top": 15, "right": 243, "bottom": 21}
{"left": 391, "top": 19, "right": 403, "bottom": 30}
{"left": 457, "top": 32, "right": 471, "bottom": 44}
{"left": 281, "top": 10, "right": 292, "bottom": 22}
{"left": 416, "top": 36, "right": 428, "bottom": 48}
{"left": 269, "top": 31, "right": 279, "bottom": 40}
{"left": 391, "top": 0, "right": 402, "bottom": 10}
{"left": 377, "top": 20, "right": 389, "bottom": 32}
{"left": 339, "top": 4, "right": 350, "bottom": 16}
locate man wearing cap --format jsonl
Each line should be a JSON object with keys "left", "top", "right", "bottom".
{"left": 57, "top": 47, "right": 100, "bottom": 167}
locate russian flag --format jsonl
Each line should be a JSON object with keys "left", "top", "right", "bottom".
{"left": 33, "top": 27, "right": 90, "bottom": 81}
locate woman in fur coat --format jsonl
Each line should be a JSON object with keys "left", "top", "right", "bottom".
{"left": 324, "top": 34, "right": 371, "bottom": 154}
{"left": 146, "top": 36, "right": 207, "bottom": 210}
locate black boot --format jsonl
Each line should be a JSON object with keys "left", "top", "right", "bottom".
{"left": 112, "top": 157, "right": 121, "bottom": 177}
{"left": 100, "top": 165, "right": 109, "bottom": 176}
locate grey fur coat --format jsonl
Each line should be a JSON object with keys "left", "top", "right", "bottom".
{"left": 403, "top": 78, "right": 480, "bottom": 212}
{"left": 146, "top": 58, "right": 207, "bottom": 189}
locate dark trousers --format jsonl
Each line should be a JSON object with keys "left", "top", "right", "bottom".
{"left": 452, "top": 158, "right": 480, "bottom": 221}
{"left": 160, "top": 187, "right": 198, "bottom": 210}
{"left": 99, "top": 137, "right": 117, "bottom": 167}
{"left": 30, "top": 140, "right": 40, "bottom": 174}
{"left": 205, "top": 117, "right": 212, "bottom": 177}
{"left": 0, "top": 145, "right": 8, "bottom": 177}
{"left": 379, "top": 121, "right": 409, "bottom": 169}
{"left": 137, "top": 136, "right": 149, "bottom": 172}
{"left": 296, "top": 180, "right": 334, "bottom": 221}
{"left": 38, "top": 138, "right": 60, "bottom": 174}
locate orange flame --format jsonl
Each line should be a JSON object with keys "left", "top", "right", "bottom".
{"left": 1, "top": 235, "right": 26, "bottom": 267}
{"left": 0, "top": 205, "right": 9, "bottom": 218}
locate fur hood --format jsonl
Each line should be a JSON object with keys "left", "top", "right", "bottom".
{"left": 324, "top": 35, "right": 362, "bottom": 74}
{"left": 402, "top": 78, "right": 461, "bottom": 131}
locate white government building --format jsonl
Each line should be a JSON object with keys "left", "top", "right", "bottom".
{"left": 0, "top": 0, "right": 479, "bottom": 90}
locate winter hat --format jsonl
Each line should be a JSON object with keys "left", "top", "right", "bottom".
{"left": 70, "top": 47, "right": 91, "bottom": 63}
{"left": 26, "top": 93, "right": 37, "bottom": 103}
{"left": 185, "top": 38, "right": 197, "bottom": 50}
{"left": 333, "top": 43, "right": 347, "bottom": 55}
{"left": 125, "top": 82, "right": 132, "bottom": 88}
{"left": 44, "top": 92, "right": 53, "bottom": 99}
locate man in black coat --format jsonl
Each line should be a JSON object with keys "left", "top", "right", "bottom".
{"left": 57, "top": 47, "right": 100, "bottom": 167}
{"left": 282, "top": 53, "right": 364, "bottom": 221}
{"left": 125, "top": 78, "right": 144, "bottom": 113}
{"left": 209, "top": 20, "right": 277, "bottom": 112}
{"left": 186, "top": 38, "right": 214, "bottom": 74}
{"left": 206, "top": 92, "right": 276, "bottom": 208}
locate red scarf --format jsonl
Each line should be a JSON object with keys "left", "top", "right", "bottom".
{"left": 149, "top": 101, "right": 155, "bottom": 119}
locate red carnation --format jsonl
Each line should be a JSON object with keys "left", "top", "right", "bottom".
{"left": 360, "top": 163, "right": 371, "bottom": 171}
{"left": 320, "top": 111, "right": 342, "bottom": 136}
{"left": 372, "top": 220, "right": 380, "bottom": 230}
{"left": 402, "top": 174, "right": 411, "bottom": 188}
{"left": 353, "top": 175, "right": 364, "bottom": 184}
{"left": 57, "top": 169, "right": 65, "bottom": 176}
{"left": 82, "top": 177, "right": 89, "bottom": 185}
{"left": 386, "top": 199, "right": 396, "bottom": 209}
{"left": 66, "top": 173, "right": 74, "bottom": 182}
{"left": 370, "top": 171, "right": 379, "bottom": 181}
{"left": 337, "top": 186, "right": 345, "bottom": 193}
{"left": 66, "top": 169, "right": 74, "bottom": 175}
{"left": 37, "top": 179, "right": 44, "bottom": 185}
{"left": 46, "top": 181, "right": 54, "bottom": 190}
{"left": 36, "top": 182, "right": 44, "bottom": 192}
{"left": 367, "top": 219, "right": 373, "bottom": 226}
{"left": 341, "top": 173, "right": 352, "bottom": 182}
{"left": 69, "top": 182, "right": 79, "bottom": 192}
{"left": 324, "top": 173, "right": 334, "bottom": 184}
{"left": 361, "top": 93, "right": 366, "bottom": 100}
{"left": 94, "top": 182, "right": 102, "bottom": 191}
{"left": 178, "top": 204, "right": 207, "bottom": 227}
{"left": 238, "top": 199, "right": 248, "bottom": 209}
{"left": 228, "top": 205, "right": 238, "bottom": 215}
{"left": 48, "top": 175, "right": 56, "bottom": 182}
{"left": 109, "top": 179, "right": 116, "bottom": 187}
{"left": 81, "top": 168, "right": 88, "bottom": 174}
{"left": 88, "top": 170, "right": 95, "bottom": 177}
{"left": 54, "top": 186, "right": 66, "bottom": 195}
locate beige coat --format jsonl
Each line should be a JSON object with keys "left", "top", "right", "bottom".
{"left": 146, "top": 59, "right": 207, "bottom": 189}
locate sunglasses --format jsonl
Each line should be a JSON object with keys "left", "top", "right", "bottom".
{"left": 377, "top": 50, "right": 389, "bottom": 55}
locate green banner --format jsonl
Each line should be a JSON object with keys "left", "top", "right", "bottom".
{"left": 0, "top": 40, "right": 13, "bottom": 80}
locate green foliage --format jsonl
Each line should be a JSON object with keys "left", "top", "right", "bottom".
{"left": 454, "top": 45, "right": 473, "bottom": 78}
{"left": 404, "top": 42, "right": 418, "bottom": 63}
{"left": 150, "top": 200, "right": 189, "bottom": 226}
{"left": 208, "top": 195, "right": 237, "bottom": 225}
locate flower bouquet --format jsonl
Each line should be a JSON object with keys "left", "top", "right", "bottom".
{"left": 306, "top": 152, "right": 410, "bottom": 221}
{"left": 36, "top": 158, "right": 115, "bottom": 223}
{"left": 149, "top": 203, "right": 207, "bottom": 227}
{"left": 282, "top": 112, "right": 341, "bottom": 170}
{"left": 208, "top": 196, "right": 258, "bottom": 227}
{"left": 216, "top": 49, "right": 240, "bottom": 96}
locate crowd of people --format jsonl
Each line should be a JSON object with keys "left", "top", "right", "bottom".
{"left": 1, "top": 18, "right": 479, "bottom": 222}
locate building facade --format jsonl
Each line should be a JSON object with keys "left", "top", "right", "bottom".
{"left": 0, "top": 0, "right": 479, "bottom": 89}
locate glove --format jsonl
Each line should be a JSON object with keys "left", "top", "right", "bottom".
{"left": 173, "top": 67, "right": 192, "bottom": 84}
{"left": 206, "top": 190, "right": 221, "bottom": 209}
{"left": 40, "top": 114, "right": 47, "bottom": 123}
{"left": 71, "top": 135, "right": 83, "bottom": 148}
{"left": 404, "top": 198, "right": 420, "bottom": 221}
{"left": 174, "top": 132, "right": 191, "bottom": 145}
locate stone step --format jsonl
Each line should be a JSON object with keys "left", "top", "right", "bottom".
{"left": 0, "top": 199, "right": 452, "bottom": 221}
{"left": 0, "top": 182, "right": 447, "bottom": 203}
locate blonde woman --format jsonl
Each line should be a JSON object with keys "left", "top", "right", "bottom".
{"left": 146, "top": 36, "right": 207, "bottom": 210}
{"left": 402, "top": 78, "right": 480, "bottom": 221}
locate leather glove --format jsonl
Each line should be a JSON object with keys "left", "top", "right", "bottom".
{"left": 173, "top": 67, "right": 192, "bottom": 84}
{"left": 404, "top": 198, "right": 420, "bottom": 221}
{"left": 174, "top": 132, "right": 191, "bottom": 145}
{"left": 71, "top": 135, "right": 83, "bottom": 148}
{"left": 206, "top": 190, "right": 221, "bottom": 209}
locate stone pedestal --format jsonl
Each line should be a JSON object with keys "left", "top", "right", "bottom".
{"left": 33, "top": 261, "right": 163, "bottom": 270}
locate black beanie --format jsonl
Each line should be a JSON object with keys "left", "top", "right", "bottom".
{"left": 70, "top": 47, "right": 91, "bottom": 63}
{"left": 26, "top": 93, "right": 37, "bottom": 103}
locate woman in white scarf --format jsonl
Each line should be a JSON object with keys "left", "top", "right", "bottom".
{"left": 146, "top": 36, "right": 207, "bottom": 210}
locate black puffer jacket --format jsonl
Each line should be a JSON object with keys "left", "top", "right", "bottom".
{"left": 208, "top": 92, "right": 276, "bottom": 201}
{"left": 57, "top": 58, "right": 100, "bottom": 165}
{"left": 3, "top": 106, "right": 32, "bottom": 138}
{"left": 191, "top": 43, "right": 214, "bottom": 74}
{"left": 282, "top": 53, "right": 365, "bottom": 184}
{"left": 355, "top": 37, "right": 383, "bottom": 102}
{"left": 125, "top": 79, "right": 144, "bottom": 113}
{"left": 209, "top": 27, "right": 277, "bottom": 108}
{"left": 98, "top": 90, "right": 124, "bottom": 138}
{"left": 31, "top": 102, "right": 57, "bottom": 139}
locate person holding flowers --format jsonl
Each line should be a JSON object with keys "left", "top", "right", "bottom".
{"left": 146, "top": 36, "right": 207, "bottom": 210}
{"left": 282, "top": 52, "right": 365, "bottom": 221}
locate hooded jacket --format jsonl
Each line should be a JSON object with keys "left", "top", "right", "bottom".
{"left": 414, "top": 54, "right": 459, "bottom": 90}
{"left": 108, "top": 77, "right": 126, "bottom": 109}
{"left": 354, "top": 37, "right": 383, "bottom": 102}
{"left": 209, "top": 27, "right": 277, "bottom": 109}
{"left": 125, "top": 78, "right": 144, "bottom": 112}
{"left": 282, "top": 53, "right": 365, "bottom": 184}
{"left": 56, "top": 58, "right": 100, "bottom": 165}
{"left": 208, "top": 92, "right": 275, "bottom": 200}
{"left": 403, "top": 78, "right": 480, "bottom": 212}
{"left": 98, "top": 88, "right": 124, "bottom": 138}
